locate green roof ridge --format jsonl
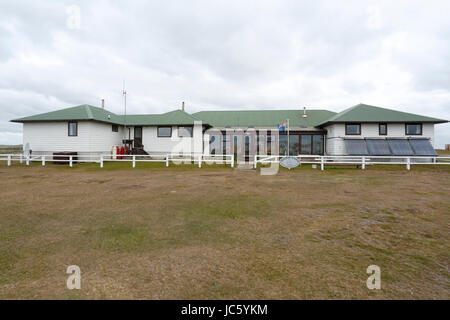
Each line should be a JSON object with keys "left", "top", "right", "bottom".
{"left": 317, "top": 103, "right": 447, "bottom": 126}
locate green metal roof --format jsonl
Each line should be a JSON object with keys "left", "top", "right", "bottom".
{"left": 11, "top": 103, "right": 448, "bottom": 128}
{"left": 120, "top": 110, "right": 200, "bottom": 126}
{"left": 192, "top": 109, "right": 336, "bottom": 128}
{"left": 11, "top": 105, "right": 123, "bottom": 124}
{"left": 317, "top": 104, "right": 448, "bottom": 126}
{"left": 11, "top": 105, "right": 200, "bottom": 126}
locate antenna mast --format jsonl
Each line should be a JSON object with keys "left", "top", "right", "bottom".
{"left": 122, "top": 80, "right": 128, "bottom": 139}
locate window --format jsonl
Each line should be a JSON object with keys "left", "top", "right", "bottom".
{"left": 301, "top": 135, "right": 312, "bottom": 154}
{"left": 279, "top": 135, "right": 288, "bottom": 155}
{"left": 289, "top": 134, "right": 300, "bottom": 155}
{"left": 112, "top": 124, "right": 119, "bottom": 132}
{"left": 257, "top": 134, "right": 265, "bottom": 155}
{"left": 245, "top": 136, "right": 250, "bottom": 157}
{"left": 68, "top": 121, "right": 78, "bottom": 136}
{"left": 312, "top": 135, "right": 324, "bottom": 155}
{"left": 379, "top": 123, "right": 387, "bottom": 136}
{"left": 405, "top": 123, "right": 422, "bottom": 135}
{"left": 209, "top": 135, "right": 220, "bottom": 154}
{"left": 223, "top": 135, "right": 230, "bottom": 155}
{"left": 345, "top": 124, "right": 361, "bottom": 135}
{"left": 157, "top": 126, "right": 172, "bottom": 137}
{"left": 178, "top": 126, "right": 193, "bottom": 137}
{"left": 266, "top": 136, "right": 273, "bottom": 155}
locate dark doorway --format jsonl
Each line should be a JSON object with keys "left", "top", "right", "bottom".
{"left": 134, "top": 126, "right": 143, "bottom": 148}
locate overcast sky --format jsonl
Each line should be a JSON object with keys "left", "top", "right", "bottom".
{"left": 1, "top": 0, "right": 449, "bottom": 147}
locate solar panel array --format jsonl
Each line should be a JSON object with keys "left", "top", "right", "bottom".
{"left": 387, "top": 139, "right": 414, "bottom": 156}
{"left": 344, "top": 139, "right": 369, "bottom": 155}
{"left": 366, "top": 139, "right": 391, "bottom": 155}
{"left": 344, "top": 139, "right": 436, "bottom": 156}
{"left": 409, "top": 139, "right": 438, "bottom": 156}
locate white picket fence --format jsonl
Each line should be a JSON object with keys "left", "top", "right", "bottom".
{"left": 254, "top": 154, "right": 450, "bottom": 171}
{"left": 0, "top": 153, "right": 234, "bottom": 168}
{"left": 1, "top": 153, "right": 450, "bottom": 171}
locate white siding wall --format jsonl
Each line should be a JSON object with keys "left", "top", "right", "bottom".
{"left": 140, "top": 123, "right": 203, "bottom": 154}
{"left": 23, "top": 121, "right": 124, "bottom": 153}
{"left": 325, "top": 123, "right": 435, "bottom": 155}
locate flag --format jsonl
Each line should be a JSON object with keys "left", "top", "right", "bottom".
{"left": 277, "top": 122, "right": 287, "bottom": 131}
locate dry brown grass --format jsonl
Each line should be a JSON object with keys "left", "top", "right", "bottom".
{"left": 0, "top": 162, "right": 449, "bottom": 299}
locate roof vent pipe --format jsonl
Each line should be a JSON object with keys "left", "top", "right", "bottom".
{"left": 182, "top": 101, "right": 185, "bottom": 112}
{"left": 302, "top": 107, "right": 307, "bottom": 118}
{"left": 102, "top": 99, "right": 105, "bottom": 109}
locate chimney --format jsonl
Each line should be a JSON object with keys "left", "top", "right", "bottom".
{"left": 181, "top": 101, "right": 185, "bottom": 112}
{"left": 302, "top": 107, "right": 307, "bottom": 118}
{"left": 101, "top": 99, "right": 105, "bottom": 109}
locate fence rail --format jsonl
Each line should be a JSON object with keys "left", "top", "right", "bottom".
{"left": 254, "top": 154, "right": 450, "bottom": 170}
{"left": 1, "top": 153, "right": 449, "bottom": 171}
{"left": 0, "top": 153, "right": 235, "bottom": 168}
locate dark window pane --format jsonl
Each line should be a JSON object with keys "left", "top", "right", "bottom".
{"left": 245, "top": 136, "right": 250, "bottom": 156}
{"left": 158, "top": 127, "right": 171, "bottom": 137}
{"left": 312, "top": 135, "right": 324, "bottom": 155}
{"left": 301, "top": 135, "right": 312, "bottom": 155}
{"left": 289, "top": 134, "right": 299, "bottom": 155}
{"left": 233, "top": 135, "right": 242, "bottom": 157}
{"left": 112, "top": 125, "right": 119, "bottom": 132}
{"left": 406, "top": 124, "right": 422, "bottom": 135}
{"left": 266, "top": 136, "right": 273, "bottom": 155}
{"left": 379, "top": 124, "right": 387, "bottom": 135}
{"left": 344, "top": 139, "right": 369, "bottom": 155}
{"left": 68, "top": 122, "right": 77, "bottom": 136}
{"left": 257, "top": 134, "right": 265, "bottom": 154}
{"left": 279, "top": 135, "right": 288, "bottom": 155}
{"left": 135, "top": 127, "right": 143, "bottom": 138}
{"left": 346, "top": 124, "right": 361, "bottom": 135}
{"left": 366, "top": 139, "right": 392, "bottom": 155}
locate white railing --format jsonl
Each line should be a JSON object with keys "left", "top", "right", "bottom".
{"left": 1, "top": 153, "right": 449, "bottom": 171}
{"left": 0, "top": 153, "right": 235, "bottom": 168}
{"left": 254, "top": 154, "right": 450, "bottom": 170}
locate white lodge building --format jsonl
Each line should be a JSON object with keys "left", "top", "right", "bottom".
{"left": 11, "top": 103, "right": 448, "bottom": 159}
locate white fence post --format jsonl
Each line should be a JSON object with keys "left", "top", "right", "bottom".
{"left": 69, "top": 156, "right": 73, "bottom": 168}
{"left": 7, "top": 155, "right": 11, "bottom": 166}
{"left": 100, "top": 155, "right": 103, "bottom": 168}
{"left": 26, "top": 155, "right": 30, "bottom": 166}
{"left": 231, "top": 154, "right": 234, "bottom": 168}
{"left": 406, "top": 157, "right": 411, "bottom": 171}
{"left": 362, "top": 156, "right": 366, "bottom": 170}
{"left": 254, "top": 155, "right": 257, "bottom": 169}
{"left": 320, "top": 156, "right": 324, "bottom": 171}
{"left": 20, "top": 154, "right": 23, "bottom": 164}
{"left": 42, "top": 156, "right": 45, "bottom": 166}
{"left": 133, "top": 155, "right": 136, "bottom": 168}
{"left": 166, "top": 155, "right": 169, "bottom": 167}
{"left": 198, "top": 155, "right": 202, "bottom": 168}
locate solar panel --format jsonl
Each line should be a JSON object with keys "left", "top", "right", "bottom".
{"left": 409, "top": 139, "right": 437, "bottom": 156}
{"left": 387, "top": 139, "right": 414, "bottom": 156}
{"left": 366, "top": 139, "right": 392, "bottom": 155}
{"left": 344, "top": 139, "right": 369, "bottom": 155}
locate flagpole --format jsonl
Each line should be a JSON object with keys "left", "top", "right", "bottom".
{"left": 287, "top": 118, "right": 290, "bottom": 156}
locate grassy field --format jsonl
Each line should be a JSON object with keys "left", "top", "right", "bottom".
{"left": 0, "top": 145, "right": 22, "bottom": 154}
{"left": 0, "top": 162, "right": 449, "bottom": 299}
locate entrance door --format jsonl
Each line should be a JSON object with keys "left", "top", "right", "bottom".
{"left": 233, "top": 135, "right": 243, "bottom": 160}
{"left": 134, "top": 126, "right": 143, "bottom": 148}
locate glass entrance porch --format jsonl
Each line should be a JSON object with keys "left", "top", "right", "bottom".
{"left": 279, "top": 134, "right": 324, "bottom": 156}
